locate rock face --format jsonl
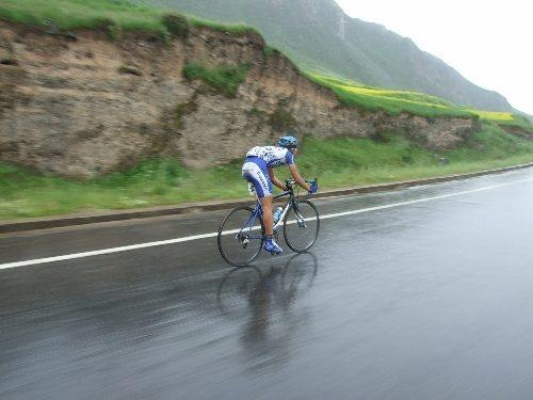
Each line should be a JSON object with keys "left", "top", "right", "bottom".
{"left": 0, "top": 20, "right": 479, "bottom": 178}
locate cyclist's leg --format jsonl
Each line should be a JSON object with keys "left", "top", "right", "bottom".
{"left": 261, "top": 195, "right": 274, "bottom": 236}
{"left": 242, "top": 159, "right": 272, "bottom": 234}
{"left": 262, "top": 197, "right": 282, "bottom": 254}
{"left": 242, "top": 161, "right": 282, "bottom": 254}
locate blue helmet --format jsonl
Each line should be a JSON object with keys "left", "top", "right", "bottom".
{"left": 277, "top": 135, "right": 298, "bottom": 149}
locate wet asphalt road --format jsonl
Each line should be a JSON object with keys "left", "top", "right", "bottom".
{"left": 3, "top": 168, "right": 533, "bottom": 399}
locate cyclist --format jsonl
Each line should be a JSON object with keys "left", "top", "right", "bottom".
{"left": 242, "top": 134, "right": 319, "bottom": 254}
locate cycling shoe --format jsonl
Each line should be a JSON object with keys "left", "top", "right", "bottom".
{"left": 264, "top": 239, "right": 283, "bottom": 254}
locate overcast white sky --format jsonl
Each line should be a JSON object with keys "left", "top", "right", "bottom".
{"left": 334, "top": 0, "right": 533, "bottom": 115}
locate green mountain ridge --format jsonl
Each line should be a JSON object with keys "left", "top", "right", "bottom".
{"left": 148, "top": 0, "right": 525, "bottom": 117}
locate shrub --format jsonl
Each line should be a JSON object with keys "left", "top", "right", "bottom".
{"left": 162, "top": 13, "right": 190, "bottom": 40}
{"left": 95, "top": 17, "right": 122, "bottom": 41}
{"left": 269, "top": 108, "right": 296, "bottom": 132}
{"left": 174, "top": 100, "right": 198, "bottom": 129}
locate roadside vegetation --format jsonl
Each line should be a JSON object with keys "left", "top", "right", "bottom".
{"left": 1, "top": 0, "right": 533, "bottom": 219}
{"left": 3, "top": 123, "right": 533, "bottom": 219}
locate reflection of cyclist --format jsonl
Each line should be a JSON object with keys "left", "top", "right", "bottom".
{"left": 242, "top": 135, "right": 319, "bottom": 254}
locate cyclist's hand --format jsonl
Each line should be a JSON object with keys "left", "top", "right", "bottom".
{"left": 308, "top": 180, "right": 319, "bottom": 194}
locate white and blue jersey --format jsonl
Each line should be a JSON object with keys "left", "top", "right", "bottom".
{"left": 242, "top": 146, "right": 294, "bottom": 198}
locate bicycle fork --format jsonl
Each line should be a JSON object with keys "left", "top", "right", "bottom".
{"left": 293, "top": 204, "right": 307, "bottom": 228}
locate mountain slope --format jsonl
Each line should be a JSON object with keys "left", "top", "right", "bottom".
{"left": 148, "top": 0, "right": 516, "bottom": 114}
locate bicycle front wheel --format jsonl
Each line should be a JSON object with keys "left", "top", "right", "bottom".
{"left": 283, "top": 199, "right": 320, "bottom": 253}
{"left": 218, "top": 206, "right": 264, "bottom": 267}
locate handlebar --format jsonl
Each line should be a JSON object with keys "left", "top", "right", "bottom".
{"left": 285, "top": 178, "right": 317, "bottom": 186}
{"left": 285, "top": 178, "right": 295, "bottom": 189}
{"left": 284, "top": 178, "right": 318, "bottom": 196}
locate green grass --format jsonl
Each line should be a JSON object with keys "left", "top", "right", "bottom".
{"left": 294, "top": 126, "right": 533, "bottom": 187}
{"left": 307, "top": 74, "right": 533, "bottom": 129}
{"left": 3, "top": 124, "right": 533, "bottom": 220}
{"left": 0, "top": 0, "right": 163, "bottom": 31}
{"left": 0, "top": 0, "right": 262, "bottom": 38}
{"left": 0, "top": 159, "right": 249, "bottom": 218}
{"left": 308, "top": 74, "right": 475, "bottom": 117}
{"left": 182, "top": 63, "right": 251, "bottom": 98}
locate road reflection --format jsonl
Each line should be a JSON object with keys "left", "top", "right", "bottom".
{"left": 217, "top": 253, "right": 320, "bottom": 370}
{"left": 1, "top": 249, "right": 322, "bottom": 397}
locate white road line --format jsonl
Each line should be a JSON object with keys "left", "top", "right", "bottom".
{"left": 320, "top": 183, "right": 508, "bottom": 220}
{"left": 0, "top": 232, "right": 218, "bottom": 270}
{"left": 0, "top": 179, "right": 528, "bottom": 270}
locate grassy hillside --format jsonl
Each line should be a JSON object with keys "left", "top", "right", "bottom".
{"left": 308, "top": 75, "right": 533, "bottom": 127}
{"left": 147, "top": 0, "right": 518, "bottom": 114}
{"left": 1, "top": 0, "right": 533, "bottom": 219}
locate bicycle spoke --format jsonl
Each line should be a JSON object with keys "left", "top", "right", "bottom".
{"left": 218, "top": 206, "right": 264, "bottom": 266}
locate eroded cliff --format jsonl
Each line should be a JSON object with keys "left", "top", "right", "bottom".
{"left": 0, "top": 20, "right": 479, "bottom": 178}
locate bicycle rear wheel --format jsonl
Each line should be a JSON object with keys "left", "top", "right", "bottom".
{"left": 218, "top": 206, "right": 265, "bottom": 267}
{"left": 283, "top": 199, "right": 320, "bottom": 253}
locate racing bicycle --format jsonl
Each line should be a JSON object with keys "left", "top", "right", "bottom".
{"left": 217, "top": 179, "right": 320, "bottom": 267}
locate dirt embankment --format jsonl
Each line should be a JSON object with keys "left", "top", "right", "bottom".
{"left": 0, "top": 20, "right": 479, "bottom": 178}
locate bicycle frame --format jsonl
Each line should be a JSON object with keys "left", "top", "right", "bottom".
{"left": 272, "top": 188, "right": 297, "bottom": 231}
{"left": 249, "top": 179, "right": 308, "bottom": 235}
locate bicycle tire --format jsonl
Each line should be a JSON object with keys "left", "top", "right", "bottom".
{"left": 217, "top": 206, "right": 265, "bottom": 267}
{"left": 283, "top": 199, "right": 320, "bottom": 253}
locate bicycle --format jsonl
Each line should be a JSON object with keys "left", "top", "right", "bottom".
{"left": 217, "top": 179, "right": 320, "bottom": 267}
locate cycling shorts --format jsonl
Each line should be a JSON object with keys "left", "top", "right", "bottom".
{"left": 242, "top": 156, "right": 272, "bottom": 198}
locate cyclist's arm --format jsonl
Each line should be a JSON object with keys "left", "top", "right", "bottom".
{"left": 288, "top": 164, "right": 312, "bottom": 192}
{"left": 268, "top": 167, "right": 287, "bottom": 191}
